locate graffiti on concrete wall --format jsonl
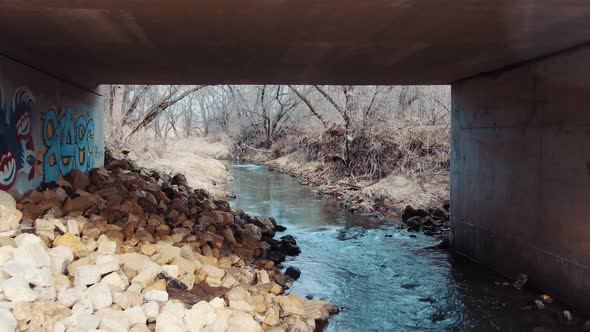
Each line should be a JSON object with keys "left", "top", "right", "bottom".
{"left": 0, "top": 86, "right": 98, "bottom": 190}
{"left": 0, "top": 87, "right": 38, "bottom": 191}
{"left": 42, "top": 107, "right": 96, "bottom": 183}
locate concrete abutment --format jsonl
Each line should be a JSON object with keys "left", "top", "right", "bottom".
{"left": 451, "top": 45, "right": 590, "bottom": 311}
{"left": 0, "top": 55, "right": 105, "bottom": 197}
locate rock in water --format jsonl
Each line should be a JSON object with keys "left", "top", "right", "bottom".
{"left": 512, "top": 273, "right": 528, "bottom": 290}
{"left": 285, "top": 266, "right": 301, "bottom": 280}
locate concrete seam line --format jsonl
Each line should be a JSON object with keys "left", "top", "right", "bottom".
{"left": 0, "top": 52, "right": 102, "bottom": 96}
{"left": 451, "top": 40, "right": 590, "bottom": 84}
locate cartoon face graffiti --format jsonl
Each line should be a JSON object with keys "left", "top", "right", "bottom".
{"left": 0, "top": 87, "right": 36, "bottom": 191}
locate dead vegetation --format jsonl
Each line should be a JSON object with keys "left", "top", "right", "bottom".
{"left": 104, "top": 84, "right": 451, "bottom": 214}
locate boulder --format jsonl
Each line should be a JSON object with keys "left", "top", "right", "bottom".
{"left": 285, "top": 266, "right": 301, "bottom": 280}
{"left": 49, "top": 245, "right": 74, "bottom": 274}
{"left": 401, "top": 205, "right": 430, "bottom": 223}
{"left": 0, "top": 191, "right": 21, "bottom": 231}
{"left": 201, "top": 264, "right": 225, "bottom": 280}
{"left": 184, "top": 300, "right": 216, "bottom": 331}
{"left": 277, "top": 294, "right": 306, "bottom": 316}
{"left": 155, "top": 310, "right": 185, "bottom": 332}
{"left": 35, "top": 218, "right": 57, "bottom": 240}
{"left": 13, "top": 234, "right": 51, "bottom": 268}
{"left": 143, "top": 301, "right": 159, "bottom": 322}
{"left": 227, "top": 312, "right": 262, "bottom": 332}
{"left": 3, "top": 276, "right": 37, "bottom": 302}
{"left": 87, "top": 283, "right": 113, "bottom": 310}
{"left": 144, "top": 289, "right": 168, "bottom": 302}
{"left": 67, "top": 169, "right": 90, "bottom": 191}
{"left": 0, "top": 308, "right": 17, "bottom": 332}
{"left": 53, "top": 233, "right": 87, "bottom": 255}
{"left": 125, "top": 306, "right": 147, "bottom": 326}
{"left": 198, "top": 211, "right": 234, "bottom": 227}
{"left": 74, "top": 265, "right": 102, "bottom": 286}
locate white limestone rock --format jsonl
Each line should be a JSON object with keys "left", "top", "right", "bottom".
{"left": 66, "top": 219, "right": 80, "bottom": 235}
{"left": 229, "top": 299, "right": 254, "bottom": 312}
{"left": 58, "top": 286, "right": 86, "bottom": 307}
{"left": 201, "top": 264, "right": 225, "bottom": 280}
{"left": 87, "top": 283, "right": 113, "bottom": 310}
{"left": 172, "top": 256, "right": 199, "bottom": 276}
{"left": 185, "top": 300, "right": 216, "bottom": 332}
{"left": 209, "top": 297, "right": 226, "bottom": 309}
{"left": 95, "top": 262, "right": 120, "bottom": 275}
{"left": 227, "top": 312, "right": 263, "bottom": 332}
{"left": 143, "top": 301, "right": 159, "bottom": 322}
{"left": 96, "top": 308, "right": 130, "bottom": 332}
{"left": 66, "top": 309, "right": 100, "bottom": 330}
{"left": 74, "top": 265, "right": 101, "bottom": 286}
{"left": 2, "top": 262, "right": 54, "bottom": 287}
{"left": 125, "top": 306, "right": 147, "bottom": 326}
{"left": 144, "top": 290, "right": 168, "bottom": 302}
{"left": 0, "top": 191, "right": 16, "bottom": 209}
{"left": 155, "top": 310, "right": 185, "bottom": 332}
{"left": 119, "top": 253, "right": 159, "bottom": 271}
{"left": 35, "top": 218, "right": 57, "bottom": 240}
{"left": 49, "top": 245, "right": 74, "bottom": 274}
{"left": 161, "top": 265, "right": 180, "bottom": 279}
{"left": 256, "top": 269, "right": 270, "bottom": 285}
{"left": 152, "top": 242, "right": 181, "bottom": 264}
{"left": 162, "top": 300, "right": 186, "bottom": 319}
{"left": 95, "top": 254, "right": 121, "bottom": 266}
{"left": 0, "top": 308, "right": 17, "bottom": 332}
{"left": 2, "top": 277, "right": 37, "bottom": 302}
{"left": 97, "top": 239, "right": 117, "bottom": 255}
{"left": 35, "top": 286, "right": 57, "bottom": 301}
{"left": 13, "top": 234, "right": 50, "bottom": 268}
{"left": 100, "top": 271, "right": 128, "bottom": 292}
{"left": 131, "top": 265, "right": 161, "bottom": 288}
{"left": 209, "top": 315, "right": 230, "bottom": 332}
{"left": 129, "top": 324, "right": 151, "bottom": 332}
{"left": 112, "top": 291, "right": 143, "bottom": 309}
{"left": 0, "top": 190, "right": 22, "bottom": 231}
{"left": 0, "top": 246, "right": 14, "bottom": 266}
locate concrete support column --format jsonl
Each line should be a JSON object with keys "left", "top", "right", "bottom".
{"left": 451, "top": 46, "right": 590, "bottom": 311}
{"left": 0, "top": 56, "right": 105, "bottom": 197}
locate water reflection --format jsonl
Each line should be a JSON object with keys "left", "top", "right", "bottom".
{"left": 223, "top": 162, "right": 580, "bottom": 332}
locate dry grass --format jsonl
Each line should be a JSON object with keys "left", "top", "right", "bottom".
{"left": 362, "top": 173, "right": 449, "bottom": 211}
{"left": 266, "top": 151, "right": 322, "bottom": 176}
{"left": 111, "top": 134, "right": 233, "bottom": 198}
{"left": 254, "top": 119, "right": 450, "bottom": 212}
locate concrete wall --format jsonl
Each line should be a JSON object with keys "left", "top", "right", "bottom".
{"left": 451, "top": 46, "right": 590, "bottom": 311}
{"left": 0, "top": 56, "right": 104, "bottom": 197}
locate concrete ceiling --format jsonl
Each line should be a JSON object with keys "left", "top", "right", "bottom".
{"left": 1, "top": 1, "right": 589, "bottom": 88}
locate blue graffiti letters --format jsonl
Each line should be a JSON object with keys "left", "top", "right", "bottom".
{"left": 43, "top": 107, "right": 95, "bottom": 182}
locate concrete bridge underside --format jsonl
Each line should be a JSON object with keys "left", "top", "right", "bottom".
{"left": 1, "top": 0, "right": 590, "bottom": 312}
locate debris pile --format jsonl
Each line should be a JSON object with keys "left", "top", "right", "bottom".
{"left": 0, "top": 151, "right": 336, "bottom": 331}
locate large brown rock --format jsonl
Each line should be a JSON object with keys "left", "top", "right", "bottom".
{"left": 62, "top": 194, "right": 103, "bottom": 215}
{"left": 67, "top": 169, "right": 90, "bottom": 191}
{"left": 198, "top": 211, "right": 234, "bottom": 227}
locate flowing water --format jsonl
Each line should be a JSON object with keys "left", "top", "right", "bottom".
{"left": 223, "top": 163, "right": 580, "bottom": 332}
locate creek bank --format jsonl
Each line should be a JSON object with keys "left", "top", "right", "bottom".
{"left": 258, "top": 160, "right": 450, "bottom": 240}
{"left": 0, "top": 150, "right": 336, "bottom": 332}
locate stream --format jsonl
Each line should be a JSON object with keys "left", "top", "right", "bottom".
{"left": 223, "top": 163, "right": 578, "bottom": 332}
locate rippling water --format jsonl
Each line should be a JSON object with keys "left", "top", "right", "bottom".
{"left": 223, "top": 163, "right": 580, "bottom": 332}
